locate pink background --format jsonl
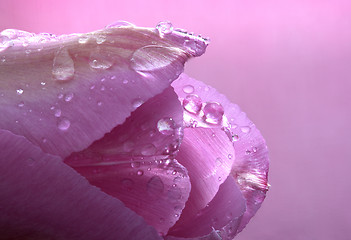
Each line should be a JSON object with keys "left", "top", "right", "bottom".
{"left": 1, "top": 0, "right": 350, "bottom": 239}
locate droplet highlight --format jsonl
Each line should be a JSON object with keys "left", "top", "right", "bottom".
{"left": 157, "top": 117, "right": 176, "bottom": 135}
{"left": 183, "top": 94, "right": 202, "bottom": 114}
{"left": 156, "top": 21, "right": 173, "bottom": 37}
{"left": 57, "top": 118, "right": 71, "bottom": 131}
{"left": 203, "top": 102, "right": 224, "bottom": 124}
{"left": 52, "top": 48, "right": 75, "bottom": 81}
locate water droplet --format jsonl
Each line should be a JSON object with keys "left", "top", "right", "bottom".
{"left": 78, "top": 35, "right": 90, "bottom": 44}
{"left": 40, "top": 82, "right": 46, "bottom": 86}
{"left": 42, "top": 138, "right": 47, "bottom": 143}
{"left": 245, "top": 150, "right": 251, "bottom": 155}
{"left": 203, "top": 102, "right": 224, "bottom": 124}
{"left": 218, "top": 177, "right": 222, "bottom": 181}
{"left": 252, "top": 147, "right": 258, "bottom": 153}
{"left": 64, "top": 92, "right": 74, "bottom": 102}
{"left": 182, "top": 85, "right": 194, "bottom": 94}
{"left": 147, "top": 176, "right": 164, "bottom": 197}
{"left": 121, "top": 178, "right": 134, "bottom": 190}
{"left": 54, "top": 109, "right": 62, "bottom": 117}
{"left": 52, "top": 48, "right": 75, "bottom": 81}
{"left": 97, "top": 101, "right": 102, "bottom": 106}
{"left": 57, "top": 93, "right": 64, "bottom": 99}
{"left": 183, "top": 94, "right": 202, "bottom": 114}
{"left": 131, "top": 161, "right": 140, "bottom": 168}
{"left": 123, "top": 141, "right": 135, "bottom": 152}
{"left": 156, "top": 21, "right": 173, "bottom": 37}
{"left": 141, "top": 144, "right": 156, "bottom": 156}
{"left": 18, "top": 101, "right": 24, "bottom": 107}
{"left": 89, "top": 50, "right": 113, "bottom": 70}
{"left": 216, "top": 157, "right": 222, "bottom": 166}
{"left": 95, "top": 35, "right": 106, "bottom": 44}
{"left": 57, "top": 118, "right": 71, "bottom": 131}
{"left": 174, "top": 213, "right": 179, "bottom": 218}
{"left": 137, "top": 170, "right": 144, "bottom": 176}
{"left": 122, "top": 79, "right": 128, "bottom": 84}
{"left": 232, "top": 134, "right": 239, "bottom": 141}
{"left": 105, "top": 21, "right": 135, "bottom": 28}
{"left": 132, "top": 98, "right": 144, "bottom": 109}
{"left": 241, "top": 126, "right": 251, "bottom": 133}
{"left": 172, "top": 170, "right": 177, "bottom": 175}
{"left": 157, "top": 117, "right": 176, "bottom": 135}
{"left": 228, "top": 154, "right": 233, "bottom": 159}
{"left": 16, "top": 89, "right": 23, "bottom": 95}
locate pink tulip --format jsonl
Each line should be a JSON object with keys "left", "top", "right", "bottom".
{"left": 0, "top": 21, "right": 269, "bottom": 240}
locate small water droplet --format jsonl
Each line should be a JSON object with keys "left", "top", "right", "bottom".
{"left": 141, "top": 144, "right": 156, "bottom": 156}
{"left": 25, "top": 49, "right": 31, "bottom": 54}
{"left": 105, "top": 21, "right": 135, "bottom": 28}
{"left": 232, "top": 134, "right": 239, "bottom": 141}
{"left": 228, "top": 154, "right": 233, "bottom": 159}
{"left": 18, "top": 101, "right": 24, "bottom": 107}
{"left": 147, "top": 176, "right": 164, "bottom": 197}
{"left": 156, "top": 21, "right": 173, "bottom": 37}
{"left": 137, "top": 170, "right": 144, "bottom": 176}
{"left": 40, "top": 82, "right": 46, "bottom": 86}
{"left": 64, "top": 92, "right": 74, "bottom": 102}
{"left": 95, "top": 35, "right": 106, "bottom": 44}
{"left": 97, "top": 101, "right": 102, "bottom": 106}
{"left": 122, "top": 79, "right": 128, "bottom": 84}
{"left": 78, "top": 35, "right": 90, "bottom": 44}
{"left": 16, "top": 89, "right": 23, "bottom": 95}
{"left": 89, "top": 49, "right": 113, "bottom": 70}
{"left": 132, "top": 98, "right": 144, "bottom": 109}
{"left": 57, "top": 118, "right": 71, "bottom": 131}
{"left": 131, "top": 161, "right": 140, "bottom": 168}
{"left": 52, "top": 48, "right": 75, "bottom": 81}
{"left": 57, "top": 93, "right": 64, "bottom": 99}
{"left": 174, "top": 213, "right": 179, "bottom": 218}
{"left": 241, "top": 126, "right": 251, "bottom": 133}
{"left": 203, "top": 102, "right": 224, "bottom": 124}
{"left": 252, "top": 147, "right": 258, "bottom": 153}
{"left": 122, "top": 178, "right": 134, "bottom": 191}
{"left": 54, "top": 109, "right": 62, "bottom": 117}
{"left": 183, "top": 85, "right": 194, "bottom": 94}
{"left": 157, "top": 117, "right": 176, "bottom": 135}
{"left": 216, "top": 157, "right": 222, "bottom": 166}
{"left": 183, "top": 94, "right": 202, "bottom": 114}
{"left": 42, "top": 138, "right": 47, "bottom": 143}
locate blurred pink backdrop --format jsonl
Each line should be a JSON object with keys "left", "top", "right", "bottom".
{"left": 1, "top": 0, "right": 350, "bottom": 239}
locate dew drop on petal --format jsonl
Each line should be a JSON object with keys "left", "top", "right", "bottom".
{"left": 122, "top": 79, "right": 128, "bottom": 84}
{"left": 156, "top": 21, "right": 173, "bottom": 37}
{"left": 241, "top": 126, "right": 251, "bottom": 133}
{"left": 137, "top": 170, "right": 144, "bottom": 176}
{"left": 183, "top": 94, "right": 202, "bottom": 114}
{"left": 57, "top": 118, "right": 71, "bottom": 131}
{"left": 78, "top": 35, "right": 90, "bottom": 44}
{"left": 141, "top": 144, "right": 157, "bottom": 156}
{"left": 203, "top": 102, "right": 224, "bottom": 124}
{"left": 95, "top": 35, "right": 106, "bottom": 44}
{"left": 157, "top": 117, "right": 176, "bottom": 135}
{"left": 132, "top": 98, "right": 144, "bottom": 109}
{"left": 18, "top": 101, "right": 24, "bottom": 107}
{"left": 52, "top": 48, "right": 75, "bottom": 81}
{"left": 131, "top": 162, "right": 141, "bottom": 168}
{"left": 147, "top": 176, "right": 164, "bottom": 197}
{"left": 64, "top": 92, "right": 74, "bottom": 102}
{"left": 182, "top": 85, "right": 194, "bottom": 94}
{"left": 228, "top": 154, "right": 233, "bottom": 159}
{"left": 16, "top": 89, "right": 24, "bottom": 95}
{"left": 54, "top": 109, "right": 62, "bottom": 117}
{"left": 105, "top": 21, "right": 135, "bottom": 28}
{"left": 89, "top": 50, "right": 113, "bottom": 70}
{"left": 232, "top": 134, "right": 239, "bottom": 142}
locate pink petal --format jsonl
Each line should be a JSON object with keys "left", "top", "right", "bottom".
{"left": 167, "top": 176, "right": 246, "bottom": 239}
{"left": 172, "top": 74, "right": 270, "bottom": 235}
{"left": 169, "top": 127, "right": 235, "bottom": 236}
{"left": 0, "top": 129, "right": 161, "bottom": 240}
{"left": 65, "top": 87, "right": 191, "bottom": 235}
{"left": 0, "top": 24, "right": 208, "bottom": 158}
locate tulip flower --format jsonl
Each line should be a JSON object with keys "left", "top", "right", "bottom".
{"left": 0, "top": 21, "right": 269, "bottom": 240}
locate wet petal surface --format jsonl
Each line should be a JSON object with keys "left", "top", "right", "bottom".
{"left": 65, "top": 87, "right": 191, "bottom": 235}
{"left": 0, "top": 129, "right": 161, "bottom": 240}
{"left": 0, "top": 24, "right": 208, "bottom": 158}
{"left": 172, "top": 74, "right": 269, "bottom": 237}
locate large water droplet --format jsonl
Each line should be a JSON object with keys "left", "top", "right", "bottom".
{"left": 131, "top": 162, "right": 141, "bottom": 168}
{"left": 95, "top": 35, "right": 106, "bottom": 44}
{"left": 141, "top": 144, "right": 157, "bottom": 156}
{"left": 89, "top": 50, "right": 113, "bottom": 70}
{"left": 147, "top": 176, "right": 164, "bottom": 198}
{"left": 203, "top": 102, "right": 224, "bottom": 125}
{"left": 57, "top": 118, "right": 71, "bottom": 131}
{"left": 131, "top": 46, "right": 183, "bottom": 73}
{"left": 182, "top": 85, "right": 194, "bottom": 94}
{"left": 232, "top": 134, "right": 239, "bottom": 142}
{"left": 105, "top": 21, "right": 135, "bottom": 28}
{"left": 52, "top": 48, "right": 75, "bottom": 81}
{"left": 156, "top": 21, "right": 173, "bottom": 37}
{"left": 183, "top": 94, "right": 202, "bottom": 114}
{"left": 157, "top": 117, "right": 176, "bottom": 135}
{"left": 0, "top": 35, "right": 11, "bottom": 52}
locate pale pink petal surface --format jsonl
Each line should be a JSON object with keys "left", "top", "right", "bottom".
{"left": 65, "top": 87, "right": 191, "bottom": 235}
{"left": 0, "top": 129, "right": 161, "bottom": 240}
{"left": 0, "top": 24, "right": 208, "bottom": 158}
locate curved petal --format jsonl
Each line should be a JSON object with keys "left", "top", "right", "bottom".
{"left": 172, "top": 74, "right": 269, "bottom": 236}
{"left": 65, "top": 87, "right": 191, "bottom": 235}
{"left": 0, "top": 129, "right": 161, "bottom": 240}
{"left": 0, "top": 24, "right": 208, "bottom": 158}
{"left": 168, "top": 176, "right": 245, "bottom": 239}
{"left": 169, "top": 127, "right": 235, "bottom": 236}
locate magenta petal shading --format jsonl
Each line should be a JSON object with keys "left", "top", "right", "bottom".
{"left": 169, "top": 127, "right": 235, "bottom": 236}
{"left": 0, "top": 25, "right": 208, "bottom": 158}
{"left": 65, "top": 87, "right": 191, "bottom": 235}
{"left": 0, "top": 129, "right": 161, "bottom": 240}
{"left": 172, "top": 74, "right": 269, "bottom": 235}
{"left": 167, "top": 176, "right": 246, "bottom": 239}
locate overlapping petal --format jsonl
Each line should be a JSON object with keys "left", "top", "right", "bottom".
{"left": 0, "top": 24, "right": 208, "bottom": 158}
{"left": 0, "top": 129, "right": 161, "bottom": 240}
{"left": 171, "top": 74, "right": 269, "bottom": 238}
{"left": 65, "top": 86, "right": 191, "bottom": 235}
